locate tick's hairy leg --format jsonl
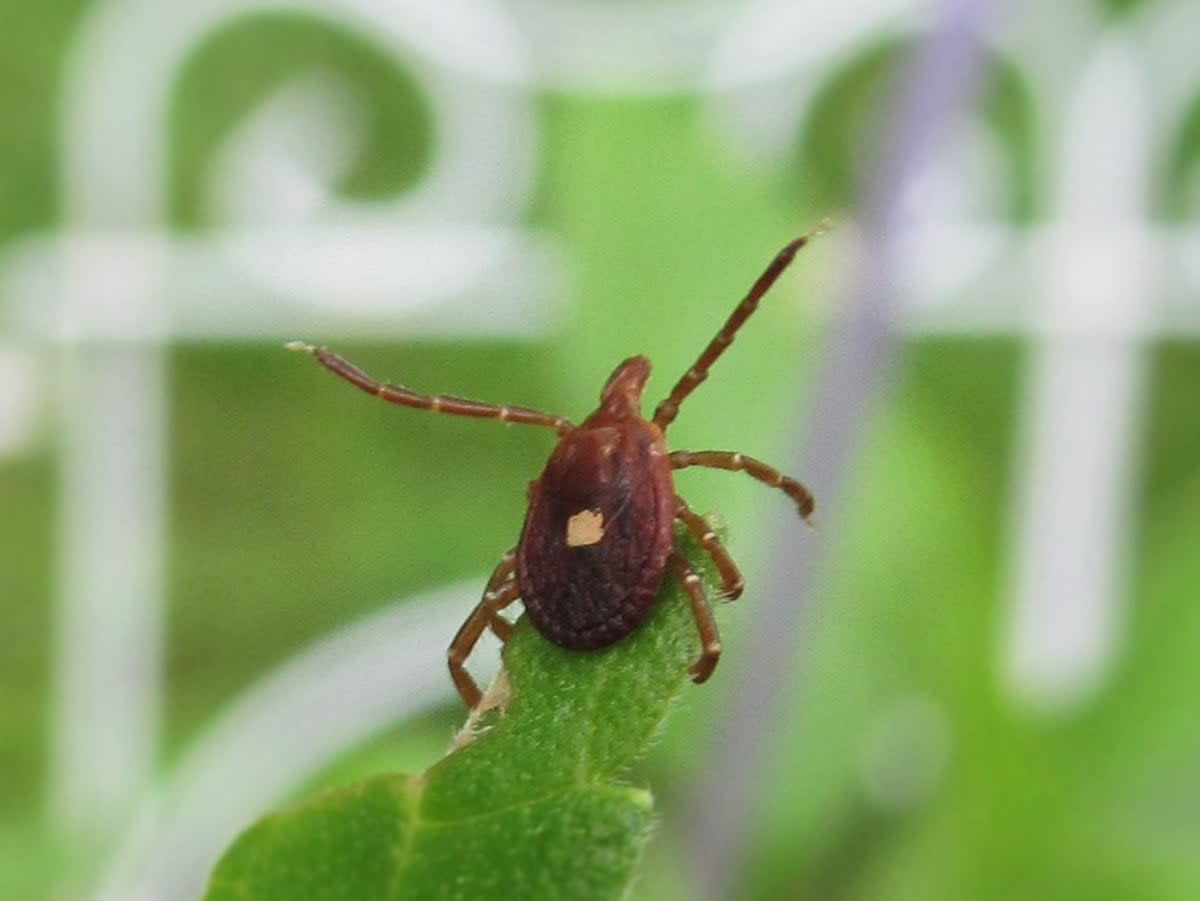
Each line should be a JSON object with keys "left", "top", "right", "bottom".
{"left": 671, "top": 551, "right": 721, "bottom": 684}
{"left": 481, "top": 550, "right": 518, "bottom": 642}
{"left": 288, "top": 343, "right": 575, "bottom": 434}
{"left": 653, "top": 224, "right": 828, "bottom": 430}
{"left": 448, "top": 552, "right": 521, "bottom": 708}
{"left": 674, "top": 496, "right": 744, "bottom": 600}
{"left": 670, "top": 450, "right": 815, "bottom": 524}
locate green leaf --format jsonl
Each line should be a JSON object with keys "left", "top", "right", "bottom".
{"left": 203, "top": 529, "right": 720, "bottom": 901}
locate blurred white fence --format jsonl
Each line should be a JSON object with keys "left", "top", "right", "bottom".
{"left": 0, "top": 0, "right": 1197, "bottom": 898}
{"left": 4, "top": 0, "right": 551, "bottom": 849}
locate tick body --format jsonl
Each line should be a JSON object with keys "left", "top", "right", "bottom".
{"left": 519, "top": 358, "right": 675, "bottom": 651}
{"left": 290, "top": 229, "right": 821, "bottom": 707}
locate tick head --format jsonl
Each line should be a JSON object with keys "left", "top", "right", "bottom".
{"left": 598, "top": 356, "right": 651, "bottom": 419}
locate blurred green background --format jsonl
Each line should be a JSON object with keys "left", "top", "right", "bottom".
{"left": 2, "top": 1, "right": 1199, "bottom": 899}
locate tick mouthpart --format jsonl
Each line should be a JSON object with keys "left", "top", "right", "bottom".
{"left": 285, "top": 340, "right": 317, "bottom": 354}
{"left": 598, "top": 356, "right": 652, "bottom": 418}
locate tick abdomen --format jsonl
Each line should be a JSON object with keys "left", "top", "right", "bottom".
{"left": 517, "top": 420, "right": 675, "bottom": 650}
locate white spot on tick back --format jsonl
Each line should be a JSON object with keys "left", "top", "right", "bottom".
{"left": 566, "top": 509, "right": 605, "bottom": 547}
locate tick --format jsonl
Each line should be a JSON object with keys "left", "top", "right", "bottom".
{"left": 288, "top": 233, "right": 818, "bottom": 708}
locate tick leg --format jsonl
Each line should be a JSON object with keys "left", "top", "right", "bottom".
{"left": 653, "top": 224, "right": 828, "bottom": 430}
{"left": 481, "top": 549, "right": 518, "bottom": 642}
{"left": 672, "top": 552, "right": 722, "bottom": 684}
{"left": 448, "top": 552, "right": 522, "bottom": 708}
{"left": 670, "top": 450, "right": 815, "bottom": 524}
{"left": 288, "top": 343, "right": 575, "bottom": 435}
{"left": 675, "top": 496, "right": 744, "bottom": 600}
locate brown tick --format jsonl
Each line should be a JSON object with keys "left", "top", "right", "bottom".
{"left": 288, "top": 233, "right": 818, "bottom": 707}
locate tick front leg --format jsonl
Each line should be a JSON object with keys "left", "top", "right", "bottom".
{"left": 675, "top": 496, "right": 744, "bottom": 600}
{"left": 652, "top": 229, "right": 826, "bottom": 430}
{"left": 671, "top": 551, "right": 721, "bottom": 684}
{"left": 670, "top": 450, "right": 815, "bottom": 524}
{"left": 448, "top": 551, "right": 522, "bottom": 708}
{"left": 288, "top": 343, "right": 575, "bottom": 434}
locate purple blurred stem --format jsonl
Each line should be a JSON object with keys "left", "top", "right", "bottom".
{"left": 685, "top": 0, "right": 1005, "bottom": 896}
